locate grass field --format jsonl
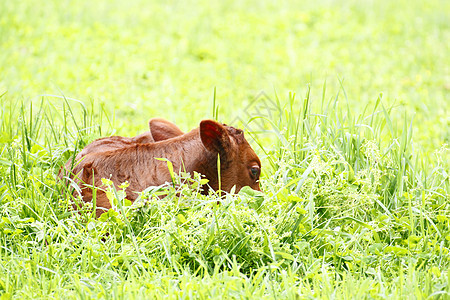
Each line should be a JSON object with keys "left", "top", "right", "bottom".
{"left": 0, "top": 0, "right": 449, "bottom": 298}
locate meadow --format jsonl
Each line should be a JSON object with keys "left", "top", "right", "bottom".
{"left": 0, "top": 0, "right": 449, "bottom": 298}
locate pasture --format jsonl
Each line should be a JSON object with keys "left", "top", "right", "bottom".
{"left": 0, "top": 0, "right": 449, "bottom": 298}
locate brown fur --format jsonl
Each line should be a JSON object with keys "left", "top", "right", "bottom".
{"left": 76, "top": 118, "right": 183, "bottom": 160}
{"left": 63, "top": 120, "right": 262, "bottom": 217}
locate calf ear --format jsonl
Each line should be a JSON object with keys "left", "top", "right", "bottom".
{"left": 149, "top": 118, "right": 184, "bottom": 141}
{"left": 200, "top": 120, "right": 230, "bottom": 153}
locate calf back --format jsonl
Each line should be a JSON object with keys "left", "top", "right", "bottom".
{"left": 76, "top": 118, "right": 183, "bottom": 160}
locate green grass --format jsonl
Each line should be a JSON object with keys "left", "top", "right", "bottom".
{"left": 1, "top": 0, "right": 449, "bottom": 298}
{"left": 0, "top": 91, "right": 448, "bottom": 299}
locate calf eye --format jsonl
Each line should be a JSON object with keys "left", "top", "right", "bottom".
{"left": 250, "top": 166, "right": 260, "bottom": 178}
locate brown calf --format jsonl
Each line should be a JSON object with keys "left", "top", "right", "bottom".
{"left": 67, "top": 120, "right": 261, "bottom": 216}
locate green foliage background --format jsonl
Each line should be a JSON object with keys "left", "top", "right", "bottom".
{"left": 0, "top": 0, "right": 449, "bottom": 298}
{"left": 1, "top": 0, "right": 448, "bottom": 146}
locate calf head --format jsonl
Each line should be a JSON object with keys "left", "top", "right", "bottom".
{"left": 199, "top": 120, "right": 261, "bottom": 193}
